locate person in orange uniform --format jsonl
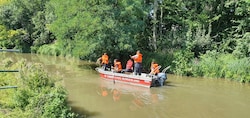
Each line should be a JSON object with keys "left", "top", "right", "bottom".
{"left": 150, "top": 61, "right": 160, "bottom": 75}
{"left": 98, "top": 53, "right": 109, "bottom": 70}
{"left": 113, "top": 59, "right": 122, "bottom": 73}
{"left": 130, "top": 50, "right": 143, "bottom": 75}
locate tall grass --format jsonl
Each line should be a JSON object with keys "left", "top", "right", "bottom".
{"left": 190, "top": 51, "right": 250, "bottom": 82}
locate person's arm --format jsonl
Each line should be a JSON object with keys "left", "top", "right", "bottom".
{"left": 150, "top": 64, "right": 154, "bottom": 74}
{"left": 96, "top": 57, "right": 102, "bottom": 64}
{"left": 114, "top": 63, "right": 118, "bottom": 71}
{"left": 131, "top": 54, "right": 138, "bottom": 59}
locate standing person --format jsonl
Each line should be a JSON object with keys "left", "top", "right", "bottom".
{"left": 98, "top": 53, "right": 109, "bottom": 71}
{"left": 113, "top": 59, "right": 122, "bottom": 73}
{"left": 130, "top": 50, "right": 143, "bottom": 75}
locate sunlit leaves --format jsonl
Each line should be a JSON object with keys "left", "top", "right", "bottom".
{"left": 0, "top": 0, "right": 9, "bottom": 5}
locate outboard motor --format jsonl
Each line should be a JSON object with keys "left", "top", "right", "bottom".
{"left": 150, "top": 66, "right": 170, "bottom": 87}
{"left": 151, "top": 72, "right": 167, "bottom": 87}
{"left": 157, "top": 73, "right": 167, "bottom": 86}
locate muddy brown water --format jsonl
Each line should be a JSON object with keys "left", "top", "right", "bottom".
{"left": 2, "top": 52, "right": 250, "bottom": 118}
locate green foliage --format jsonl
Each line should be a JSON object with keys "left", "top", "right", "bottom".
{"left": 0, "top": 0, "right": 10, "bottom": 5}
{"left": 0, "top": 22, "right": 31, "bottom": 52}
{"left": 216, "top": 0, "right": 250, "bottom": 54}
{"left": 190, "top": 51, "right": 250, "bottom": 82}
{"left": 31, "top": 10, "right": 56, "bottom": 49}
{"left": 143, "top": 50, "right": 174, "bottom": 72}
{"left": 197, "top": 51, "right": 225, "bottom": 78}
{"left": 0, "top": 60, "right": 78, "bottom": 118}
{"left": 232, "top": 32, "right": 250, "bottom": 58}
{"left": 0, "top": 0, "right": 249, "bottom": 84}
{"left": 36, "top": 43, "right": 60, "bottom": 56}
{"left": 0, "top": 0, "right": 54, "bottom": 52}
{"left": 19, "top": 63, "right": 55, "bottom": 91}
{"left": 172, "top": 50, "right": 194, "bottom": 76}
{"left": 13, "top": 88, "right": 33, "bottom": 109}
{"left": 186, "top": 23, "right": 213, "bottom": 56}
{"left": 47, "top": 0, "right": 148, "bottom": 60}
{"left": 223, "top": 57, "right": 250, "bottom": 82}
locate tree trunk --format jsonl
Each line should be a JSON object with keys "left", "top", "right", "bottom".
{"left": 152, "top": 0, "right": 158, "bottom": 51}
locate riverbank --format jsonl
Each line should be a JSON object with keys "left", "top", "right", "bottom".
{"left": 0, "top": 58, "right": 78, "bottom": 118}
{"left": 1, "top": 52, "right": 250, "bottom": 118}
{"left": 172, "top": 50, "right": 250, "bottom": 83}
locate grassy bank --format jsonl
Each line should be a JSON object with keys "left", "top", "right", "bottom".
{"left": 172, "top": 50, "right": 250, "bottom": 83}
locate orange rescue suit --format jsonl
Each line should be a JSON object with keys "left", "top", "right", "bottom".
{"left": 151, "top": 63, "right": 160, "bottom": 75}
{"left": 133, "top": 53, "right": 143, "bottom": 63}
{"left": 114, "top": 61, "right": 122, "bottom": 72}
{"left": 101, "top": 54, "right": 109, "bottom": 64}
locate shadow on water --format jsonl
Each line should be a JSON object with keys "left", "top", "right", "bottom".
{"left": 68, "top": 101, "right": 101, "bottom": 118}
{"left": 77, "top": 63, "right": 99, "bottom": 70}
{"left": 163, "top": 81, "right": 176, "bottom": 87}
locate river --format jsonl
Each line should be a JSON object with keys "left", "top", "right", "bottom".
{"left": 2, "top": 52, "right": 250, "bottom": 118}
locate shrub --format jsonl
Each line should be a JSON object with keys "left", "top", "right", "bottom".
{"left": 0, "top": 60, "right": 78, "bottom": 117}
{"left": 172, "top": 50, "right": 194, "bottom": 76}
{"left": 190, "top": 51, "right": 250, "bottom": 82}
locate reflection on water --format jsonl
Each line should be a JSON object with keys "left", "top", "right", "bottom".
{"left": 2, "top": 52, "right": 250, "bottom": 118}
{"left": 96, "top": 80, "right": 165, "bottom": 112}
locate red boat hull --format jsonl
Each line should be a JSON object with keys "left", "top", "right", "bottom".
{"left": 96, "top": 68, "right": 152, "bottom": 88}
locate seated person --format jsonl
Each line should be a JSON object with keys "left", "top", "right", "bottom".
{"left": 97, "top": 53, "right": 109, "bottom": 71}
{"left": 150, "top": 61, "right": 160, "bottom": 75}
{"left": 122, "top": 59, "right": 133, "bottom": 73}
{"left": 113, "top": 59, "right": 122, "bottom": 73}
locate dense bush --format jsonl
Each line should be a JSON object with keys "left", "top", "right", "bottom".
{"left": 0, "top": 59, "right": 78, "bottom": 118}
{"left": 36, "top": 43, "right": 60, "bottom": 56}
{"left": 190, "top": 51, "right": 250, "bottom": 82}
{"left": 172, "top": 50, "right": 194, "bottom": 76}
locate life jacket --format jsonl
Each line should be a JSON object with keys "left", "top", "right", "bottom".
{"left": 151, "top": 63, "right": 160, "bottom": 74}
{"left": 134, "top": 53, "right": 142, "bottom": 63}
{"left": 101, "top": 54, "right": 109, "bottom": 64}
{"left": 115, "top": 61, "right": 122, "bottom": 72}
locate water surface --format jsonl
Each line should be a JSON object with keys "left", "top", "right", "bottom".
{"left": 2, "top": 52, "right": 250, "bottom": 118}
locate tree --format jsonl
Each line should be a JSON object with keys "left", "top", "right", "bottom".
{"left": 0, "top": 0, "right": 52, "bottom": 52}
{"left": 47, "top": 0, "right": 149, "bottom": 61}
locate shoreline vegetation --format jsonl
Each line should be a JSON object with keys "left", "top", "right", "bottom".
{"left": 0, "top": 58, "right": 80, "bottom": 118}
{"left": 0, "top": 0, "right": 249, "bottom": 83}
{"left": 0, "top": 0, "right": 249, "bottom": 116}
